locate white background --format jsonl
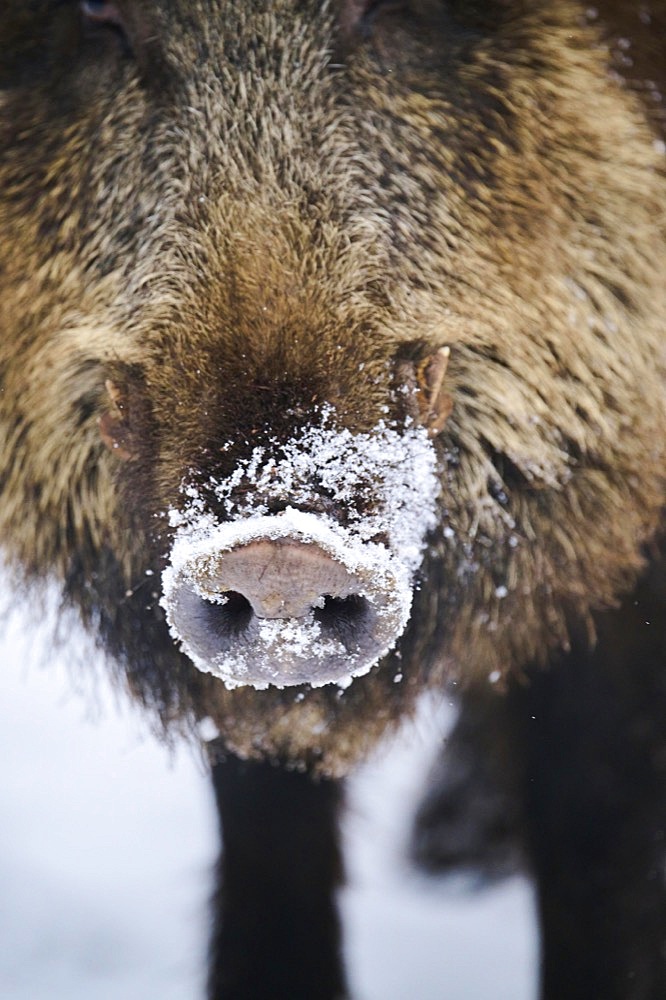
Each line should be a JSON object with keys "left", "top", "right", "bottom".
{"left": 0, "top": 582, "right": 537, "bottom": 999}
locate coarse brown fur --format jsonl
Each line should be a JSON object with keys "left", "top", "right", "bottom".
{"left": 0, "top": 0, "right": 665, "bottom": 779}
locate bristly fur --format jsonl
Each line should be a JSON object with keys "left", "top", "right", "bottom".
{"left": 0, "top": 0, "right": 664, "bottom": 775}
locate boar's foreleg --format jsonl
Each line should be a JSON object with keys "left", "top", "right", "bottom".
{"left": 515, "top": 542, "right": 666, "bottom": 1000}
{"left": 208, "top": 753, "right": 347, "bottom": 1000}
{"left": 411, "top": 684, "right": 527, "bottom": 884}
{"left": 412, "top": 541, "right": 666, "bottom": 999}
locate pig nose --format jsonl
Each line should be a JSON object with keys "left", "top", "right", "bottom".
{"left": 162, "top": 516, "right": 412, "bottom": 689}
{"left": 199, "top": 539, "right": 367, "bottom": 622}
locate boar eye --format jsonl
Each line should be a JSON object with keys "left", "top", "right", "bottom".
{"left": 81, "top": 1, "right": 121, "bottom": 24}
{"left": 80, "top": 1, "right": 128, "bottom": 39}
{"left": 339, "top": 0, "right": 409, "bottom": 37}
{"left": 360, "top": 0, "right": 408, "bottom": 17}
{"left": 360, "top": 0, "right": 408, "bottom": 30}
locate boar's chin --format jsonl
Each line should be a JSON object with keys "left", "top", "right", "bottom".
{"left": 161, "top": 509, "right": 416, "bottom": 689}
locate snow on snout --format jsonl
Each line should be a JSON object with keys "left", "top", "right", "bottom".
{"left": 160, "top": 413, "right": 440, "bottom": 690}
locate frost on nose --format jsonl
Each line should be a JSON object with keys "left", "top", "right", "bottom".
{"left": 161, "top": 511, "right": 413, "bottom": 689}
{"left": 160, "top": 413, "right": 441, "bottom": 689}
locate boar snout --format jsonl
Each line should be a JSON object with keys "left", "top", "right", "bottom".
{"left": 188, "top": 539, "right": 366, "bottom": 620}
{"left": 161, "top": 510, "right": 415, "bottom": 690}
{"left": 168, "top": 538, "right": 375, "bottom": 680}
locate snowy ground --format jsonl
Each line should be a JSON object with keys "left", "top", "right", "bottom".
{"left": 0, "top": 584, "right": 538, "bottom": 999}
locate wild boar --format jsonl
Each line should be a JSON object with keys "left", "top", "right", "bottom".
{"left": 0, "top": 1, "right": 664, "bottom": 998}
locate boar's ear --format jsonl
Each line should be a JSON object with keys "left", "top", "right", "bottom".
{"left": 396, "top": 346, "right": 453, "bottom": 436}
{"left": 417, "top": 346, "right": 453, "bottom": 435}
{"left": 99, "top": 379, "right": 138, "bottom": 461}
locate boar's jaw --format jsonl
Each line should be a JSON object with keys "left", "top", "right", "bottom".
{"left": 161, "top": 510, "right": 414, "bottom": 690}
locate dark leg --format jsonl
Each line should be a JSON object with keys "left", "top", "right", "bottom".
{"left": 411, "top": 543, "right": 666, "bottom": 998}
{"left": 207, "top": 753, "right": 347, "bottom": 1000}
{"left": 515, "top": 547, "right": 666, "bottom": 1000}
{"left": 411, "top": 682, "right": 527, "bottom": 883}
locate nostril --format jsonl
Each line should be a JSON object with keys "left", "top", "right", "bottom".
{"left": 199, "top": 590, "right": 254, "bottom": 641}
{"left": 162, "top": 520, "right": 413, "bottom": 688}
{"left": 314, "top": 593, "right": 370, "bottom": 647}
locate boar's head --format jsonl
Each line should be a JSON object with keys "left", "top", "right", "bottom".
{"left": 0, "top": 0, "right": 665, "bottom": 775}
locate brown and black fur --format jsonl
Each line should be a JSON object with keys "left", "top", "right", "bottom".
{"left": 1, "top": 2, "right": 665, "bottom": 997}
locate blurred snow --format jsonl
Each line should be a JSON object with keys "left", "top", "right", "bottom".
{"left": 0, "top": 581, "right": 537, "bottom": 999}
